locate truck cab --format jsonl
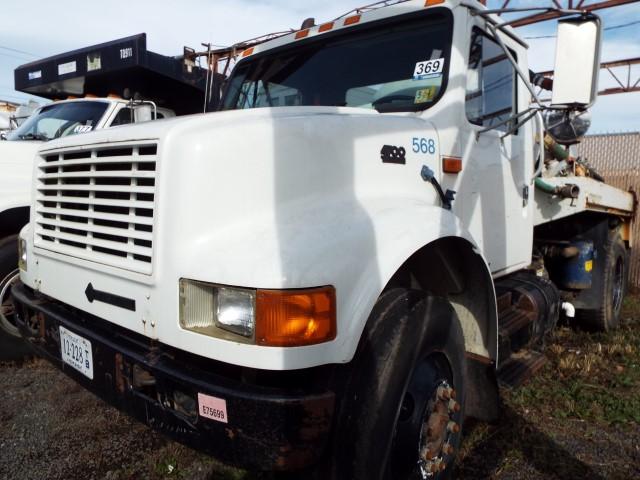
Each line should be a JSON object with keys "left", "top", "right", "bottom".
{"left": 10, "top": 1, "right": 635, "bottom": 478}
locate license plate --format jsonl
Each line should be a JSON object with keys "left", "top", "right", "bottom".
{"left": 60, "top": 326, "right": 94, "bottom": 379}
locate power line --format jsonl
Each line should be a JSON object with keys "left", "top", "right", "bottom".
{"left": 525, "top": 19, "right": 640, "bottom": 39}
{"left": 0, "top": 45, "right": 39, "bottom": 57}
{"left": 0, "top": 51, "right": 34, "bottom": 61}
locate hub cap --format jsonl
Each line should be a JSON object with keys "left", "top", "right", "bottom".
{"left": 612, "top": 256, "right": 624, "bottom": 316}
{"left": 0, "top": 269, "right": 21, "bottom": 337}
{"left": 418, "top": 381, "right": 460, "bottom": 478}
{"left": 390, "top": 354, "right": 461, "bottom": 480}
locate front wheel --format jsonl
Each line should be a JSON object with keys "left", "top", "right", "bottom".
{"left": 0, "top": 235, "right": 31, "bottom": 360}
{"left": 330, "top": 288, "right": 467, "bottom": 480}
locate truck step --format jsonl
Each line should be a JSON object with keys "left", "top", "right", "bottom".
{"left": 498, "top": 308, "right": 536, "bottom": 357}
{"left": 497, "top": 351, "right": 547, "bottom": 388}
{"left": 496, "top": 291, "right": 513, "bottom": 315}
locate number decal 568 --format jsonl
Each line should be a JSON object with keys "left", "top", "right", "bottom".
{"left": 412, "top": 137, "right": 436, "bottom": 155}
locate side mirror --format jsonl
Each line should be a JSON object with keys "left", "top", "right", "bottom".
{"left": 134, "top": 105, "right": 154, "bottom": 123}
{"left": 551, "top": 14, "right": 602, "bottom": 109}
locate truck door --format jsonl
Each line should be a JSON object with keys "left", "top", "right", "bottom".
{"left": 459, "top": 27, "right": 533, "bottom": 275}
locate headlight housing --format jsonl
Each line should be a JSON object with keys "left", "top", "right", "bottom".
{"left": 18, "top": 237, "right": 27, "bottom": 272}
{"left": 179, "top": 280, "right": 255, "bottom": 343}
{"left": 179, "top": 279, "right": 336, "bottom": 347}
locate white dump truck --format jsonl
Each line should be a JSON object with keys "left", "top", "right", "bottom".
{"left": 0, "top": 33, "right": 208, "bottom": 358}
{"left": 11, "top": 1, "right": 635, "bottom": 478}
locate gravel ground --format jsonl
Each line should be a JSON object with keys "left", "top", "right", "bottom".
{"left": 2, "top": 358, "right": 638, "bottom": 480}
{"left": 0, "top": 359, "right": 226, "bottom": 480}
{"left": 2, "top": 296, "right": 640, "bottom": 480}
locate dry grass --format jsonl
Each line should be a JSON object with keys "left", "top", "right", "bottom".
{"left": 455, "top": 295, "right": 640, "bottom": 479}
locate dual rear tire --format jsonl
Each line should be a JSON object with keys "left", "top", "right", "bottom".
{"left": 577, "top": 230, "right": 629, "bottom": 332}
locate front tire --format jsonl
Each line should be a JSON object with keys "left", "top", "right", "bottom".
{"left": 0, "top": 235, "right": 31, "bottom": 360}
{"left": 331, "top": 288, "right": 467, "bottom": 480}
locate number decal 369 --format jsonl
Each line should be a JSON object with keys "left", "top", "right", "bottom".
{"left": 412, "top": 137, "right": 436, "bottom": 155}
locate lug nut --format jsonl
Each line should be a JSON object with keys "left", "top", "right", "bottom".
{"left": 421, "top": 446, "right": 435, "bottom": 460}
{"left": 447, "top": 421, "right": 460, "bottom": 433}
{"left": 448, "top": 399, "right": 461, "bottom": 413}
{"left": 437, "top": 386, "right": 451, "bottom": 400}
{"left": 424, "top": 461, "right": 438, "bottom": 474}
{"left": 442, "top": 443, "right": 455, "bottom": 455}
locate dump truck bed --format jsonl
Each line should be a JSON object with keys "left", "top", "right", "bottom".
{"left": 14, "top": 34, "right": 207, "bottom": 115}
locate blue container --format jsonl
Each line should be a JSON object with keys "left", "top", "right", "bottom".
{"left": 559, "top": 240, "right": 594, "bottom": 290}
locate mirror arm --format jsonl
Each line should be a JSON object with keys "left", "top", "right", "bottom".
{"left": 499, "top": 108, "right": 539, "bottom": 139}
{"left": 485, "top": 22, "right": 543, "bottom": 108}
{"left": 533, "top": 110, "right": 546, "bottom": 181}
{"left": 476, "top": 107, "right": 538, "bottom": 136}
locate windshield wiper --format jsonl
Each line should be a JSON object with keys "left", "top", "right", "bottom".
{"left": 18, "top": 133, "right": 49, "bottom": 141}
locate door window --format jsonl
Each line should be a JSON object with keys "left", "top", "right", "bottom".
{"left": 466, "top": 28, "right": 517, "bottom": 132}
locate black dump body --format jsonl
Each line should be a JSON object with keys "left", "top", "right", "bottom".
{"left": 14, "top": 34, "right": 210, "bottom": 115}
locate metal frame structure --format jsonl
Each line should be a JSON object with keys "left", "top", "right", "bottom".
{"left": 497, "top": 0, "right": 639, "bottom": 26}
{"left": 540, "top": 57, "right": 640, "bottom": 96}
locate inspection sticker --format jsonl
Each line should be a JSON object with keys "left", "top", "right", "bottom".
{"left": 415, "top": 86, "right": 437, "bottom": 104}
{"left": 413, "top": 58, "right": 445, "bottom": 80}
{"left": 198, "top": 393, "right": 229, "bottom": 424}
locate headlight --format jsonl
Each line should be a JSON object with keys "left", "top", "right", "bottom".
{"left": 18, "top": 238, "right": 27, "bottom": 272}
{"left": 179, "top": 279, "right": 336, "bottom": 346}
{"left": 179, "top": 280, "right": 255, "bottom": 343}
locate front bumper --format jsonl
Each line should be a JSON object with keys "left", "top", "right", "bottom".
{"left": 12, "top": 282, "right": 335, "bottom": 471}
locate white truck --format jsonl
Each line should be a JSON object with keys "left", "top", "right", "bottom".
{"left": 1, "top": 33, "right": 209, "bottom": 358}
{"left": 0, "top": 97, "right": 174, "bottom": 357}
{"left": 11, "top": 1, "right": 635, "bottom": 478}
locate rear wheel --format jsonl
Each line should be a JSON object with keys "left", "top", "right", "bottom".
{"left": 330, "top": 288, "right": 466, "bottom": 480}
{"left": 0, "top": 235, "right": 31, "bottom": 360}
{"left": 577, "top": 230, "right": 628, "bottom": 331}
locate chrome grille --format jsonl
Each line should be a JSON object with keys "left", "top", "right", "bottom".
{"left": 35, "top": 142, "right": 158, "bottom": 275}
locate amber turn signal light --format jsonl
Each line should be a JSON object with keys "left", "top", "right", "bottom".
{"left": 442, "top": 156, "right": 462, "bottom": 174}
{"left": 256, "top": 287, "right": 336, "bottom": 347}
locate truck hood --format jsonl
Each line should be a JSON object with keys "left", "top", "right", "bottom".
{"left": 0, "top": 140, "right": 41, "bottom": 208}
{"left": 39, "top": 106, "right": 441, "bottom": 228}
{"left": 41, "top": 107, "right": 386, "bottom": 150}
{"left": 0, "top": 139, "right": 42, "bottom": 163}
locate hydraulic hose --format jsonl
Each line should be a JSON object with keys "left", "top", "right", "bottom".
{"left": 535, "top": 178, "right": 580, "bottom": 199}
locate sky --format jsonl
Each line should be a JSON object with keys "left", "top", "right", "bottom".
{"left": 1, "top": 0, "right": 640, "bottom": 133}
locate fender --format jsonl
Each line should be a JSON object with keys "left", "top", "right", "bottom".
{"left": 0, "top": 140, "right": 39, "bottom": 215}
{"left": 176, "top": 196, "right": 498, "bottom": 367}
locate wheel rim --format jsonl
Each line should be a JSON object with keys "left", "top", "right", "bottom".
{"left": 612, "top": 256, "right": 624, "bottom": 316}
{"left": 0, "top": 269, "right": 21, "bottom": 337}
{"left": 389, "top": 354, "right": 461, "bottom": 479}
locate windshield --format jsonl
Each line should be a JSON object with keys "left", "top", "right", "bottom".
{"left": 222, "top": 10, "right": 452, "bottom": 113}
{"left": 7, "top": 101, "right": 108, "bottom": 141}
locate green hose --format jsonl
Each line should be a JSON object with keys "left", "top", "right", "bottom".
{"left": 535, "top": 178, "right": 557, "bottom": 195}
{"left": 535, "top": 178, "right": 580, "bottom": 199}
